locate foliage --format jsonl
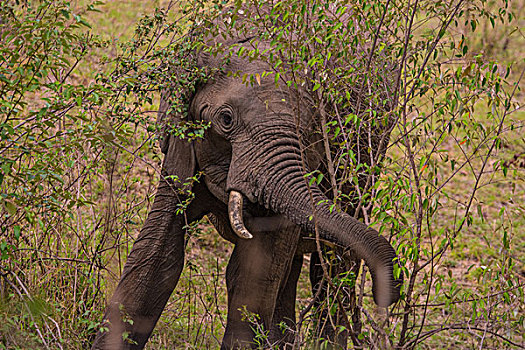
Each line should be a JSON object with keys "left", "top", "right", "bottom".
{"left": 0, "top": 0, "right": 523, "bottom": 349}
{"left": 209, "top": 0, "right": 524, "bottom": 348}
{"left": 0, "top": 0, "right": 212, "bottom": 347}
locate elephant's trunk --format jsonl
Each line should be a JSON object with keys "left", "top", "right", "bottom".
{"left": 281, "top": 185, "right": 401, "bottom": 307}
{"left": 276, "top": 170, "right": 400, "bottom": 306}
{"left": 230, "top": 130, "right": 402, "bottom": 307}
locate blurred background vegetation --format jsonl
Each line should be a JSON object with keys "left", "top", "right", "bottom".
{"left": 0, "top": 0, "right": 523, "bottom": 349}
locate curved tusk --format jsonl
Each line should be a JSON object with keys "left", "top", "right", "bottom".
{"left": 228, "top": 191, "right": 253, "bottom": 239}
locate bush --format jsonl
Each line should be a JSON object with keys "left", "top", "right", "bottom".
{"left": 0, "top": 0, "right": 523, "bottom": 348}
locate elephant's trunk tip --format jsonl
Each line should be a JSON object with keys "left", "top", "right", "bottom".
{"left": 371, "top": 258, "right": 403, "bottom": 307}
{"left": 228, "top": 191, "right": 253, "bottom": 239}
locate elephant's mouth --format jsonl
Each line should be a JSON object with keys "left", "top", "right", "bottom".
{"left": 228, "top": 190, "right": 295, "bottom": 239}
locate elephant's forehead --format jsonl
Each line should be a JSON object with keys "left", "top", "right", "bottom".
{"left": 199, "top": 73, "right": 292, "bottom": 109}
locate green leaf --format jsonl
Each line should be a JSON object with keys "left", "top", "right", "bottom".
{"left": 316, "top": 173, "right": 324, "bottom": 185}
{"left": 3, "top": 200, "right": 17, "bottom": 216}
{"left": 13, "top": 226, "right": 20, "bottom": 240}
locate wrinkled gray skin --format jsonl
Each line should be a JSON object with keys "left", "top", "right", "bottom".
{"left": 92, "top": 30, "right": 402, "bottom": 350}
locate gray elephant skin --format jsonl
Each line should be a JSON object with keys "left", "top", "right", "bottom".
{"left": 92, "top": 9, "right": 403, "bottom": 350}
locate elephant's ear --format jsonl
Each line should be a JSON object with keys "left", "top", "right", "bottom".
{"left": 157, "top": 89, "right": 196, "bottom": 182}
{"left": 157, "top": 89, "right": 175, "bottom": 155}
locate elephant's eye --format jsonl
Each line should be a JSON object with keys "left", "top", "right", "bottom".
{"left": 220, "top": 110, "right": 233, "bottom": 128}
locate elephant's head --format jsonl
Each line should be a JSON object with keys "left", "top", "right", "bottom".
{"left": 159, "top": 36, "right": 403, "bottom": 308}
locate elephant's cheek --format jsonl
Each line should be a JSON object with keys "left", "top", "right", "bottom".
{"left": 203, "top": 175, "right": 229, "bottom": 204}
{"left": 194, "top": 132, "right": 232, "bottom": 203}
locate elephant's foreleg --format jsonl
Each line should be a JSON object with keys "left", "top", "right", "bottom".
{"left": 222, "top": 226, "right": 301, "bottom": 349}
{"left": 92, "top": 179, "right": 198, "bottom": 349}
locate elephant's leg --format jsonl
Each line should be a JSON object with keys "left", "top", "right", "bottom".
{"left": 92, "top": 179, "right": 210, "bottom": 349}
{"left": 269, "top": 254, "right": 303, "bottom": 349}
{"left": 309, "top": 249, "right": 361, "bottom": 349}
{"left": 343, "top": 250, "right": 362, "bottom": 343}
{"left": 222, "top": 225, "right": 302, "bottom": 349}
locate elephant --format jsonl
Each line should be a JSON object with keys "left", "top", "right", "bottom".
{"left": 92, "top": 6, "right": 402, "bottom": 350}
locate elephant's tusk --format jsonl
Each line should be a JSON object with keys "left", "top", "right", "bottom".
{"left": 228, "top": 191, "right": 253, "bottom": 239}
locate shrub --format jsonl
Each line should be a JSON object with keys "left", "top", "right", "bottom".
{"left": 0, "top": 0, "right": 523, "bottom": 348}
